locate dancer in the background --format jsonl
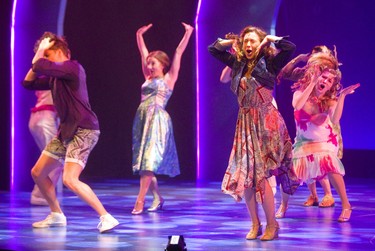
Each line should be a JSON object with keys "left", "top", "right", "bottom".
{"left": 278, "top": 45, "right": 332, "bottom": 82}
{"left": 275, "top": 46, "right": 340, "bottom": 218}
{"left": 29, "top": 90, "right": 61, "bottom": 206}
{"left": 131, "top": 22, "right": 194, "bottom": 214}
{"left": 22, "top": 32, "right": 119, "bottom": 233}
{"left": 289, "top": 51, "right": 359, "bottom": 222}
{"left": 208, "top": 26, "right": 299, "bottom": 241}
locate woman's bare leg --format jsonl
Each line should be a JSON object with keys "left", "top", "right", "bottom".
{"left": 328, "top": 173, "right": 350, "bottom": 209}
{"left": 244, "top": 188, "right": 260, "bottom": 225}
{"left": 149, "top": 176, "right": 162, "bottom": 202}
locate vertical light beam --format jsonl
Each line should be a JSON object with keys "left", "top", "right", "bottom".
{"left": 10, "top": 0, "right": 18, "bottom": 190}
{"left": 195, "top": 0, "right": 203, "bottom": 181}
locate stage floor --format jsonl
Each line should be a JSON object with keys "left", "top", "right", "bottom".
{"left": 0, "top": 178, "right": 374, "bottom": 251}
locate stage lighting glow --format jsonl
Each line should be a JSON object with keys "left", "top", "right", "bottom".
{"left": 10, "top": 0, "right": 18, "bottom": 190}
{"left": 195, "top": 0, "right": 203, "bottom": 181}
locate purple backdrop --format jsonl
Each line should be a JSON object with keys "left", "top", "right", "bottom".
{"left": 3, "top": 0, "right": 375, "bottom": 191}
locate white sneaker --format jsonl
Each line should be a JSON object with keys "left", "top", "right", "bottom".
{"left": 97, "top": 214, "right": 119, "bottom": 233}
{"left": 32, "top": 212, "right": 67, "bottom": 228}
{"left": 30, "top": 194, "right": 49, "bottom": 206}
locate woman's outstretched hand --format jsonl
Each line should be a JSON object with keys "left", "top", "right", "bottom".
{"left": 181, "top": 22, "right": 194, "bottom": 33}
{"left": 339, "top": 83, "right": 360, "bottom": 97}
{"left": 137, "top": 23, "right": 153, "bottom": 36}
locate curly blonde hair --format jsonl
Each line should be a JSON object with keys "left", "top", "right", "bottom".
{"left": 292, "top": 52, "right": 342, "bottom": 110}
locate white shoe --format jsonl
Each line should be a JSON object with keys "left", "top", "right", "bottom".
{"left": 32, "top": 212, "right": 67, "bottom": 228}
{"left": 30, "top": 194, "right": 49, "bottom": 206}
{"left": 97, "top": 214, "right": 119, "bottom": 233}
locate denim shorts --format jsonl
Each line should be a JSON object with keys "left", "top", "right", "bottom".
{"left": 43, "top": 128, "right": 100, "bottom": 168}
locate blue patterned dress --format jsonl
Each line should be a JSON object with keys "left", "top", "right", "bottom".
{"left": 132, "top": 78, "right": 180, "bottom": 177}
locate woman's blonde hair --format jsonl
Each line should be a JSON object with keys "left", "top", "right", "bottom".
{"left": 292, "top": 52, "right": 342, "bottom": 110}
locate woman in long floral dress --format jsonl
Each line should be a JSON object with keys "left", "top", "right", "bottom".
{"left": 208, "top": 26, "right": 299, "bottom": 241}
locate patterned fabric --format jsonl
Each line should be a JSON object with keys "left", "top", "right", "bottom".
{"left": 280, "top": 65, "right": 344, "bottom": 159}
{"left": 221, "top": 77, "right": 299, "bottom": 202}
{"left": 333, "top": 124, "right": 344, "bottom": 159}
{"left": 132, "top": 78, "right": 180, "bottom": 177}
{"left": 43, "top": 127, "right": 100, "bottom": 168}
{"left": 293, "top": 109, "right": 345, "bottom": 184}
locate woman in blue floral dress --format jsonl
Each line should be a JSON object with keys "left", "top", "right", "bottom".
{"left": 131, "top": 23, "right": 193, "bottom": 215}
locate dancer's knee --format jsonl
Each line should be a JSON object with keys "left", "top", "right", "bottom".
{"left": 31, "top": 165, "right": 42, "bottom": 181}
{"left": 62, "top": 175, "right": 80, "bottom": 191}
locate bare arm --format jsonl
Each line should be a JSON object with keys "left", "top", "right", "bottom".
{"left": 136, "top": 23, "right": 153, "bottom": 79}
{"left": 330, "top": 83, "right": 360, "bottom": 124}
{"left": 164, "top": 22, "right": 194, "bottom": 90}
{"left": 220, "top": 66, "right": 232, "bottom": 83}
{"left": 292, "top": 72, "right": 318, "bottom": 110}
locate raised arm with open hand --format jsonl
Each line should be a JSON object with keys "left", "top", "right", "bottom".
{"left": 164, "top": 22, "right": 194, "bottom": 89}
{"left": 136, "top": 23, "right": 153, "bottom": 78}
{"left": 331, "top": 83, "right": 360, "bottom": 124}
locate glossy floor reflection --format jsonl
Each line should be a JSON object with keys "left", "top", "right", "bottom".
{"left": 0, "top": 178, "right": 374, "bottom": 250}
